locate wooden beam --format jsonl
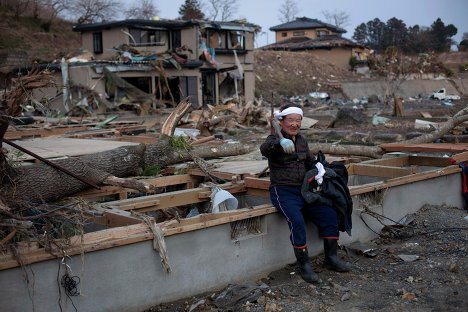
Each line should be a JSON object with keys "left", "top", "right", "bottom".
{"left": 244, "top": 177, "right": 270, "bottom": 190}
{"left": 92, "top": 208, "right": 143, "bottom": 227}
{"left": 408, "top": 155, "right": 454, "bottom": 167}
{"left": 107, "top": 182, "right": 246, "bottom": 212}
{"left": 163, "top": 205, "right": 277, "bottom": 235}
{"left": 76, "top": 175, "right": 197, "bottom": 200}
{"left": 350, "top": 165, "right": 461, "bottom": 196}
{"left": 188, "top": 168, "right": 241, "bottom": 181}
{"left": 351, "top": 164, "right": 417, "bottom": 178}
{"left": 380, "top": 143, "right": 468, "bottom": 153}
{"left": 451, "top": 151, "right": 468, "bottom": 163}
{"left": 360, "top": 156, "right": 409, "bottom": 167}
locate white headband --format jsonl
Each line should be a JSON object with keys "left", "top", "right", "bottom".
{"left": 274, "top": 107, "right": 303, "bottom": 120}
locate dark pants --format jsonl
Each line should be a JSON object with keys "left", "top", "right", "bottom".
{"left": 270, "top": 185, "right": 339, "bottom": 247}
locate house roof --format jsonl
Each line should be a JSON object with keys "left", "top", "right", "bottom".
{"left": 73, "top": 19, "right": 260, "bottom": 33}
{"left": 269, "top": 17, "right": 346, "bottom": 34}
{"left": 261, "top": 35, "right": 359, "bottom": 51}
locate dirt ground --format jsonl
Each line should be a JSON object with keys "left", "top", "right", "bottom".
{"left": 147, "top": 204, "right": 468, "bottom": 312}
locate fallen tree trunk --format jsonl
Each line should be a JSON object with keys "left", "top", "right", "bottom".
{"left": 309, "top": 143, "right": 383, "bottom": 159}
{"left": 2, "top": 140, "right": 254, "bottom": 203}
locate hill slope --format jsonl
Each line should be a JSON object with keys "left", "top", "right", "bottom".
{"left": 0, "top": 8, "right": 80, "bottom": 70}
{"left": 254, "top": 50, "right": 362, "bottom": 98}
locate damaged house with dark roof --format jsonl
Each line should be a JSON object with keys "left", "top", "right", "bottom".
{"left": 263, "top": 17, "right": 370, "bottom": 70}
{"left": 52, "top": 18, "right": 259, "bottom": 113}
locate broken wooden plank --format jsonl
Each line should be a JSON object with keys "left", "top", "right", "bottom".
{"left": 188, "top": 168, "right": 241, "bottom": 181}
{"left": 451, "top": 151, "right": 468, "bottom": 163}
{"left": 77, "top": 175, "right": 199, "bottom": 201}
{"left": 349, "top": 165, "right": 461, "bottom": 196}
{"left": 161, "top": 99, "right": 192, "bottom": 136}
{"left": 93, "top": 207, "right": 143, "bottom": 228}
{"left": 380, "top": 143, "right": 468, "bottom": 153}
{"left": 106, "top": 182, "right": 246, "bottom": 212}
{"left": 350, "top": 163, "right": 417, "bottom": 178}
{"left": 359, "top": 156, "right": 409, "bottom": 167}
{"left": 408, "top": 155, "right": 455, "bottom": 167}
{"left": 163, "top": 205, "right": 277, "bottom": 236}
{"left": 244, "top": 177, "right": 270, "bottom": 190}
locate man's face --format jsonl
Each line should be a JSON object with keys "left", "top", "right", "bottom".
{"left": 280, "top": 113, "right": 302, "bottom": 137}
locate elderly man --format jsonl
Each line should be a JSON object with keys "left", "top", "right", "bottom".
{"left": 260, "top": 104, "right": 350, "bottom": 283}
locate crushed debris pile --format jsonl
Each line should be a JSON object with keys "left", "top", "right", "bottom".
{"left": 254, "top": 50, "right": 362, "bottom": 97}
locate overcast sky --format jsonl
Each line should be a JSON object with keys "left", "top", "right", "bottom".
{"left": 151, "top": 0, "right": 467, "bottom": 48}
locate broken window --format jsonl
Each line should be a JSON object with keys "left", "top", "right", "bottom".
{"left": 93, "top": 32, "right": 103, "bottom": 54}
{"left": 170, "top": 30, "right": 181, "bottom": 50}
{"left": 219, "top": 73, "right": 243, "bottom": 101}
{"left": 179, "top": 76, "right": 199, "bottom": 106}
{"left": 281, "top": 32, "right": 287, "bottom": 37}
{"left": 207, "top": 30, "right": 221, "bottom": 48}
{"left": 228, "top": 31, "right": 244, "bottom": 49}
{"left": 123, "top": 77, "right": 152, "bottom": 94}
{"left": 202, "top": 71, "right": 216, "bottom": 106}
{"left": 129, "top": 28, "right": 167, "bottom": 46}
{"left": 205, "top": 29, "right": 245, "bottom": 50}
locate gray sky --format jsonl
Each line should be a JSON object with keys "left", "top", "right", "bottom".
{"left": 151, "top": 0, "right": 467, "bottom": 48}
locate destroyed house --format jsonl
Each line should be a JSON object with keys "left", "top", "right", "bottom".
{"left": 69, "top": 19, "right": 259, "bottom": 108}
{"left": 264, "top": 17, "right": 368, "bottom": 69}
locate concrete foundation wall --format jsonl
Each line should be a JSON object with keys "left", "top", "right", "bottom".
{"left": 0, "top": 172, "right": 462, "bottom": 312}
{"left": 341, "top": 79, "right": 468, "bottom": 99}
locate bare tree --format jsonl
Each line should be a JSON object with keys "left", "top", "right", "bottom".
{"left": 322, "top": 9, "right": 350, "bottom": 28}
{"left": 124, "top": 0, "right": 159, "bottom": 20}
{"left": 7, "top": 0, "right": 30, "bottom": 18}
{"left": 39, "top": 0, "right": 70, "bottom": 27}
{"left": 278, "top": 0, "right": 298, "bottom": 23}
{"left": 67, "top": 0, "right": 120, "bottom": 24}
{"left": 206, "top": 0, "right": 238, "bottom": 21}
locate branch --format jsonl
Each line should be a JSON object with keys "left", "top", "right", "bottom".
{"left": 102, "top": 176, "right": 156, "bottom": 193}
{"left": 399, "top": 106, "right": 468, "bottom": 144}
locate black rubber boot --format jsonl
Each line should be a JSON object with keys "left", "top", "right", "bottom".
{"left": 323, "top": 239, "right": 351, "bottom": 272}
{"left": 293, "top": 247, "right": 319, "bottom": 283}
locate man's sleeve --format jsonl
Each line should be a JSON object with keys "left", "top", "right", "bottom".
{"left": 260, "top": 134, "right": 281, "bottom": 157}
